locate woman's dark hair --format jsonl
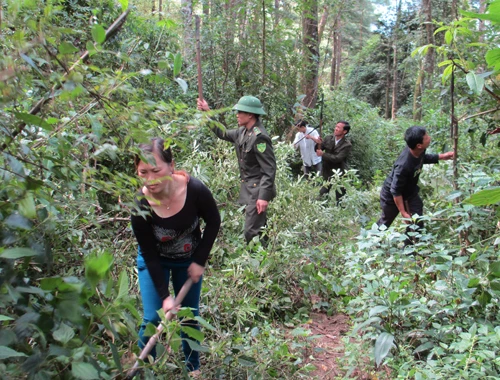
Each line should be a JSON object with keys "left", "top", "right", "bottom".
{"left": 134, "top": 138, "right": 173, "bottom": 168}
{"left": 404, "top": 126, "right": 426, "bottom": 149}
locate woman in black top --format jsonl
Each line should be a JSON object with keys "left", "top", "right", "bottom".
{"left": 131, "top": 138, "right": 220, "bottom": 374}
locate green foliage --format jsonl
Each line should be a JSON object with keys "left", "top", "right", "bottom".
{"left": 1, "top": 1, "right": 500, "bottom": 379}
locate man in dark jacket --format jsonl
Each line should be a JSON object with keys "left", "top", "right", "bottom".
{"left": 313, "top": 121, "right": 352, "bottom": 203}
{"left": 197, "top": 96, "right": 276, "bottom": 243}
{"left": 377, "top": 126, "right": 454, "bottom": 234}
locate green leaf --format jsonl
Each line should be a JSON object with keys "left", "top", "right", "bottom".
{"left": 465, "top": 72, "right": 485, "bottom": 95}
{"left": 194, "top": 316, "right": 215, "bottom": 331}
{"left": 58, "top": 42, "right": 79, "bottom": 55}
{"left": 374, "top": 332, "right": 394, "bottom": 367}
{"left": 173, "top": 53, "right": 182, "bottom": 77}
{"left": 91, "top": 25, "right": 106, "bottom": 44}
{"left": 0, "top": 346, "right": 28, "bottom": 360}
{"left": 20, "top": 53, "right": 44, "bottom": 77}
{"left": 467, "top": 278, "right": 480, "bottom": 288}
{"left": 85, "top": 252, "right": 113, "bottom": 287}
{"left": 369, "top": 305, "right": 389, "bottom": 317}
{"left": 0, "top": 247, "right": 37, "bottom": 259}
{"left": 71, "top": 362, "right": 99, "bottom": 380}
{"left": 237, "top": 355, "right": 257, "bottom": 367}
{"left": 53, "top": 323, "right": 75, "bottom": 345}
{"left": 0, "top": 315, "right": 14, "bottom": 321}
{"left": 478, "top": 290, "right": 492, "bottom": 307}
{"left": 116, "top": 270, "right": 129, "bottom": 300}
{"left": 181, "top": 326, "right": 204, "bottom": 342}
{"left": 184, "top": 339, "right": 210, "bottom": 353}
{"left": 14, "top": 112, "right": 53, "bottom": 131}
{"left": 490, "top": 261, "right": 500, "bottom": 277}
{"left": 445, "top": 30, "right": 453, "bottom": 45}
{"left": 464, "top": 187, "right": 500, "bottom": 206}
{"left": 485, "top": 48, "right": 500, "bottom": 71}
{"left": 19, "top": 192, "right": 37, "bottom": 219}
{"left": 175, "top": 77, "right": 188, "bottom": 93}
{"left": 442, "top": 64, "right": 454, "bottom": 84}
{"left": 119, "top": 0, "right": 129, "bottom": 10}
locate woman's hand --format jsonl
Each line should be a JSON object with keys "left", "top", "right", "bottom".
{"left": 188, "top": 262, "right": 205, "bottom": 283}
{"left": 162, "top": 295, "right": 176, "bottom": 312}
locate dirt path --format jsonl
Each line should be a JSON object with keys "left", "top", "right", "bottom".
{"left": 300, "top": 312, "right": 389, "bottom": 380}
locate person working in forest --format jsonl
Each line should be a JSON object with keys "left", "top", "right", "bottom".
{"left": 197, "top": 96, "right": 276, "bottom": 244}
{"left": 292, "top": 119, "right": 322, "bottom": 177}
{"left": 311, "top": 121, "right": 352, "bottom": 203}
{"left": 130, "top": 138, "right": 221, "bottom": 376}
{"left": 377, "top": 126, "right": 454, "bottom": 242}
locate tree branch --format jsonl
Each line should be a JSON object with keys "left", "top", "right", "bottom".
{"left": 1, "top": 9, "right": 131, "bottom": 153}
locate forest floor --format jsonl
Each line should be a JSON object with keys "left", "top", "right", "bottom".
{"left": 297, "top": 297, "right": 391, "bottom": 379}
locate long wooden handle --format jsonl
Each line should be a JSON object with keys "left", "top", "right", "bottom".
{"left": 195, "top": 15, "right": 203, "bottom": 100}
{"left": 127, "top": 278, "right": 194, "bottom": 378}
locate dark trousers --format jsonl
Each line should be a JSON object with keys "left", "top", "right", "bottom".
{"left": 244, "top": 203, "right": 268, "bottom": 244}
{"left": 377, "top": 192, "right": 424, "bottom": 246}
{"left": 303, "top": 162, "right": 322, "bottom": 178}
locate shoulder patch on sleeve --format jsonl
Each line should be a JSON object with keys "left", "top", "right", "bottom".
{"left": 257, "top": 142, "right": 266, "bottom": 153}
{"left": 254, "top": 127, "right": 261, "bottom": 135}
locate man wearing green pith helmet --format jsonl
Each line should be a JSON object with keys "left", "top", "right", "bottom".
{"left": 198, "top": 96, "right": 276, "bottom": 244}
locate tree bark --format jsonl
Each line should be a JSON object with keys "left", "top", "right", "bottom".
{"left": 451, "top": 0, "right": 457, "bottom": 20}
{"left": 274, "top": 0, "right": 280, "bottom": 27}
{"left": 413, "top": 60, "right": 424, "bottom": 121}
{"left": 330, "top": 14, "right": 341, "bottom": 90}
{"left": 423, "top": 0, "right": 434, "bottom": 75}
{"left": 318, "top": 5, "right": 329, "bottom": 44}
{"left": 181, "top": 0, "right": 194, "bottom": 60}
{"left": 391, "top": 0, "right": 401, "bottom": 120}
{"left": 478, "top": 0, "right": 487, "bottom": 42}
{"left": 302, "top": 0, "right": 319, "bottom": 108}
{"left": 203, "top": 0, "right": 210, "bottom": 16}
{"left": 262, "top": 0, "right": 266, "bottom": 85}
{"left": 385, "top": 43, "right": 391, "bottom": 119}
{"left": 335, "top": 17, "right": 342, "bottom": 87}
{"left": 159, "top": 0, "right": 163, "bottom": 20}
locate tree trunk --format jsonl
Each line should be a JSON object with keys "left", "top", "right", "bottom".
{"left": 274, "top": 0, "right": 280, "bottom": 27}
{"left": 451, "top": 0, "right": 457, "bottom": 20}
{"left": 391, "top": 43, "right": 398, "bottom": 120}
{"left": 330, "top": 14, "right": 341, "bottom": 90}
{"left": 413, "top": 60, "right": 424, "bottom": 121}
{"left": 423, "top": 0, "right": 434, "bottom": 75}
{"left": 334, "top": 17, "right": 342, "bottom": 87}
{"left": 262, "top": 0, "right": 266, "bottom": 85}
{"left": 478, "top": 0, "right": 487, "bottom": 42}
{"left": 302, "top": 0, "right": 319, "bottom": 108}
{"left": 159, "top": 0, "right": 163, "bottom": 20}
{"left": 391, "top": 0, "right": 401, "bottom": 120}
{"left": 181, "top": 0, "right": 194, "bottom": 60}
{"left": 203, "top": 0, "right": 210, "bottom": 16}
{"left": 330, "top": 27, "right": 337, "bottom": 90}
{"left": 385, "top": 43, "right": 391, "bottom": 119}
{"left": 152, "top": 0, "right": 155, "bottom": 15}
{"left": 318, "top": 5, "right": 329, "bottom": 44}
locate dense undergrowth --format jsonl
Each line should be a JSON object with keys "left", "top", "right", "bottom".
{"left": 1, "top": 1, "right": 500, "bottom": 379}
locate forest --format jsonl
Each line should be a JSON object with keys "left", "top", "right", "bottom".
{"left": 0, "top": 0, "right": 499, "bottom": 379}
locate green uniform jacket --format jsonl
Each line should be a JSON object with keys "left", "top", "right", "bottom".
{"left": 212, "top": 120, "right": 277, "bottom": 204}
{"left": 320, "top": 135, "right": 352, "bottom": 179}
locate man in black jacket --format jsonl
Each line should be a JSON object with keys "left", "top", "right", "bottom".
{"left": 313, "top": 121, "right": 352, "bottom": 203}
{"left": 377, "top": 126, "right": 454, "bottom": 232}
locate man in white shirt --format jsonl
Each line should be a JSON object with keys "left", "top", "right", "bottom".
{"left": 292, "top": 120, "right": 322, "bottom": 177}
